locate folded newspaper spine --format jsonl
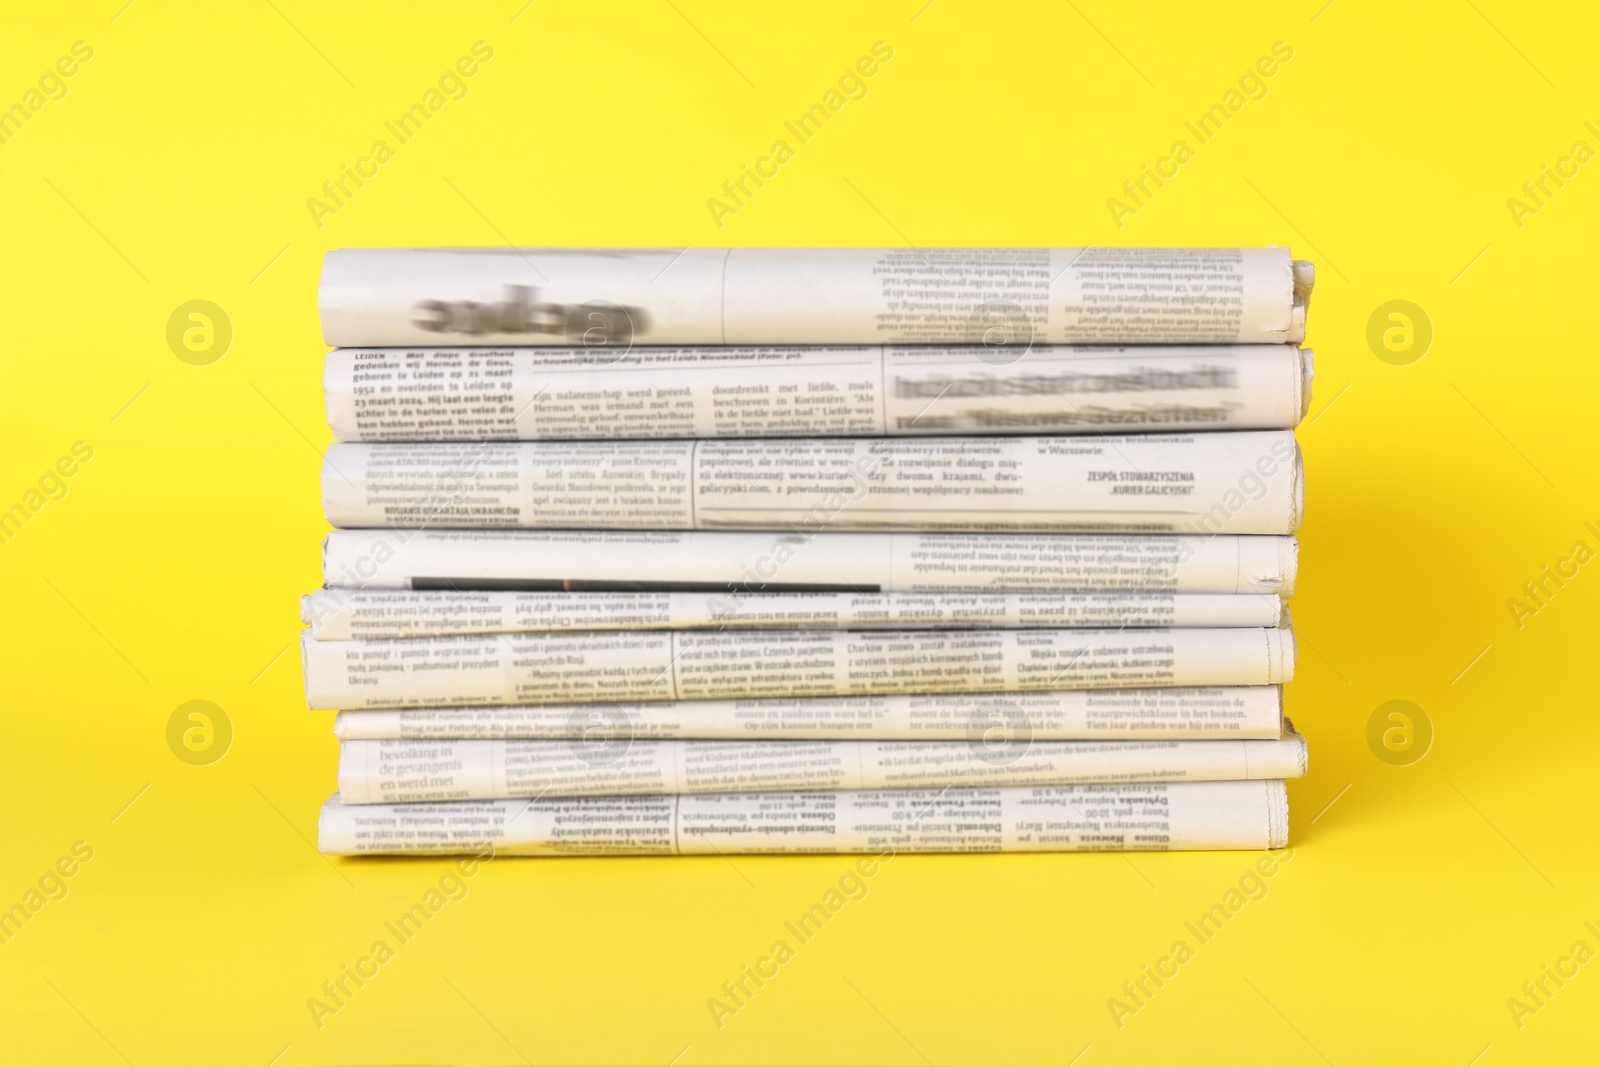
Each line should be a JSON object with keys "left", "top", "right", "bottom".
{"left": 321, "top": 529, "right": 1299, "bottom": 596}
{"left": 323, "top": 345, "right": 1314, "bottom": 441}
{"left": 301, "top": 588, "right": 1285, "bottom": 640}
{"left": 301, "top": 627, "right": 1295, "bottom": 709}
{"left": 321, "top": 431, "right": 1304, "bottom": 535}
{"left": 336, "top": 733, "right": 1307, "bottom": 804}
{"left": 331, "top": 686, "right": 1285, "bottom": 741}
{"left": 318, "top": 247, "right": 1311, "bottom": 348}
{"left": 317, "top": 780, "right": 1292, "bottom": 855}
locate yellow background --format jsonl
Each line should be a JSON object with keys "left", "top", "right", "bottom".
{"left": 3, "top": 1, "right": 1597, "bottom": 1063}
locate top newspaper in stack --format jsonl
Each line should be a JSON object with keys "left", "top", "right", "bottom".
{"left": 319, "top": 247, "right": 1312, "bottom": 348}
{"left": 323, "top": 250, "right": 1313, "bottom": 443}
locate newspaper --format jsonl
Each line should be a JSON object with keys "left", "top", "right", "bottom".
{"left": 318, "top": 780, "right": 1291, "bottom": 855}
{"left": 323, "top": 344, "right": 1314, "bottom": 442}
{"left": 321, "top": 431, "right": 1303, "bottom": 534}
{"left": 331, "top": 686, "right": 1286, "bottom": 741}
{"left": 322, "top": 529, "right": 1298, "bottom": 595}
{"left": 318, "top": 247, "right": 1311, "bottom": 347}
{"left": 301, "top": 588, "right": 1285, "bottom": 640}
{"left": 336, "top": 732, "right": 1306, "bottom": 804}
{"left": 301, "top": 626, "right": 1295, "bottom": 710}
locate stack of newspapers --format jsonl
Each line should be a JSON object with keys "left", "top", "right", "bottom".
{"left": 305, "top": 247, "right": 1312, "bottom": 858}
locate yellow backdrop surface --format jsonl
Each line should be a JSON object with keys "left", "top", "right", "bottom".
{"left": 3, "top": 1, "right": 1597, "bottom": 1063}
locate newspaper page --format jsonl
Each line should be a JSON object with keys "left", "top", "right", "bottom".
{"left": 318, "top": 780, "right": 1292, "bottom": 855}
{"left": 336, "top": 733, "right": 1307, "bottom": 804}
{"left": 322, "top": 529, "right": 1298, "bottom": 596}
{"left": 323, "top": 345, "right": 1313, "bottom": 442}
{"left": 331, "top": 687, "right": 1286, "bottom": 741}
{"left": 321, "top": 432, "right": 1303, "bottom": 534}
{"left": 301, "top": 589, "right": 1285, "bottom": 640}
{"left": 301, "top": 627, "right": 1295, "bottom": 709}
{"left": 318, "top": 248, "right": 1311, "bottom": 347}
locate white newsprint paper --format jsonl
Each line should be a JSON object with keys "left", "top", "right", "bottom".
{"left": 319, "top": 247, "right": 1311, "bottom": 348}
{"left": 335, "top": 732, "right": 1307, "bottom": 804}
{"left": 331, "top": 686, "right": 1286, "bottom": 741}
{"left": 321, "top": 431, "right": 1303, "bottom": 534}
{"left": 322, "top": 529, "right": 1298, "bottom": 596}
{"left": 322, "top": 344, "right": 1314, "bottom": 441}
{"left": 301, "top": 627, "right": 1295, "bottom": 710}
{"left": 301, "top": 588, "right": 1285, "bottom": 640}
{"left": 318, "top": 780, "right": 1291, "bottom": 855}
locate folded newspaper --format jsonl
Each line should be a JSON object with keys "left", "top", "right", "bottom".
{"left": 301, "top": 627, "right": 1295, "bottom": 709}
{"left": 321, "top": 431, "right": 1303, "bottom": 534}
{"left": 323, "top": 344, "right": 1314, "bottom": 441}
{"left": 321, "top": 529, "right": 1298, "bottom": 596}
{"left": 318, "top": 247, "right": 1311, "bottom": 348}
{"left": 301, "top": 588, "right": 1285, "bottom": 640}
{"left": 336, "top": 732, "right": 1307, "bottom": 804}
{"left": 330, "top": 687, "right": 1286, "bottom": 741}
{"left": 318, "top": 780, "right": 1291, "bottom": 855}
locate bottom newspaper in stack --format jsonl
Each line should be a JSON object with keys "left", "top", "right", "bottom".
{"left": 320, "top": 781, "right": 1289, "bottom": 856}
